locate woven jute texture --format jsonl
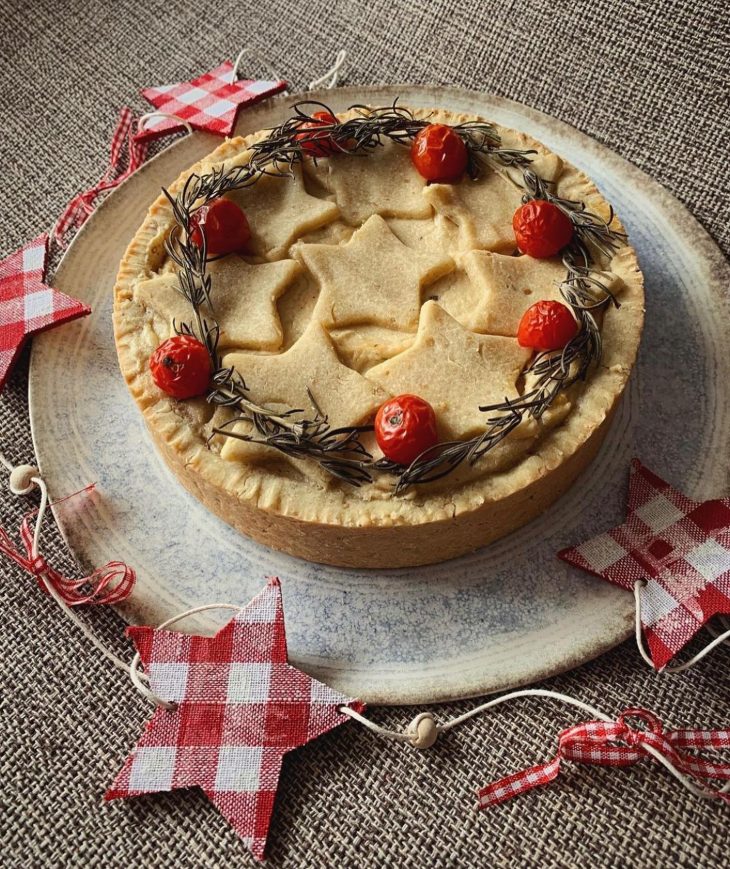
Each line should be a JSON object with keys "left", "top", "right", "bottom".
{"left": 1, "top": 0, "right": 728, "bottom": 866}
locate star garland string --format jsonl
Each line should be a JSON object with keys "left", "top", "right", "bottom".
{"left": 137, "top": 60, "right": 286, "bottom": 140}
{"left": 1, "top": 63, "right": 288, "bottom": 393}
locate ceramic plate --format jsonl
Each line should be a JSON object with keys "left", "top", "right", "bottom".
{"left": 28, "top": 85, "right": 730, "bottom": 704}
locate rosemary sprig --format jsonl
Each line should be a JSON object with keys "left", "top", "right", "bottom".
{"left": 160, "top": 100, "right": 623, "bottom": 492}
{"left": 209, "top": 376, "right": 374, "bottom": 486}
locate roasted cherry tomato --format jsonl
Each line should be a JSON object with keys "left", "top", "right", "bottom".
{"left": 410, "top": 123, "right": 468, "bottom": 183}
{"left": 512, "top": 199, "right": 574, "bottom": 258}
{"left": 150, "top": 334, "right": 211, "bottom": 399}
{"left": 294, "top": 110, "right": 341, "bottom": 157}
{"left": 189, "top": 198, "right": 251, "bottom": 257}
{"left": 517, "top": 300, "right": 578, "bottom": 351}
{"left": 375, "top": 394, "right": 439, "bottom": 466}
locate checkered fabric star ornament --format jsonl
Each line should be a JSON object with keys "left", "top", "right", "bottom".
{"left": 106, "top": 578, "right": 362, "bottom": 860}
{"left": 559, "top": 459, "right": 730, "bottom": 669}
{"left": 0, "top": 234, "right": 90, "bottom": 391}
{"left": 137, "top": 61, "right": 287, "bottom": 140}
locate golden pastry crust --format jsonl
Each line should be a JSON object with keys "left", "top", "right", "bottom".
{"left": 113, "top": 106, "right": 644, "bottom": 567}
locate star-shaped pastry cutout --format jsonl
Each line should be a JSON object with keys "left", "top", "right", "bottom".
{"left": 457, "top": 251, "right": 612, "bottom": 336}
{"left": 137, "top": 61, "right": 287, "bottom": 140}
{"left": 559, "top": 459, "right": 730, "bottom": 669}
{"left": 424, "top": 167, "right": 523, "bottom": 253}
{"left": 106, "top": 579, "right": 362, "bottom": 860}
{"left": 296, "top": 215, "right": 453, "bottom": 332}
{"left": 304, "top": 137, "right": 432, "bottom": 225}
{"left": 367, "top": 301, "right": 531, "bottom": 440}
{"left": 0, "top": 234, "right": 90, "bottom": 391}
{"left": 223, "top": 320, "right": 387, "bottom": 430}
{"left": 459, "top": 251, "right": 568, "bottom": 335}
{"left": 227, "top": 165, "right": 340, "bottom": 260}
{"left": 135, "top": 257, "right": 301, "bottom": 351}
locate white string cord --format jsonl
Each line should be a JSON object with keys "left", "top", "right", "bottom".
{"left": 0, "top": 453, "right": 131, "bottom": 674}
{"left": 232, "top": 46, "right": 345, "bottom": 93}
{"left": 340, "top": 689, "right": 611, "bottom": 744}
{"left": 137, "top": 112, "right": 193, "bottom": 136}
{"left": 633, "top": 581, "right": 730, "bottom": 673}
{"left": 707, "top": 615, "right": 730, "bottom": 639}
{"left": 0, "top": 453, "right": 249, "bottom": 699}
{"left": 341, "top": 688, "right": 730, "bottom": 800}
{"left": 231, "top": 47, "right": 287, "bottom": 89}
{"left": 308, "top": 50, "right": 347, "bottom": 90}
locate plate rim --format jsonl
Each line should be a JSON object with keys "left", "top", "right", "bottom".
{"left": 27, "top": 83, "right": 730, "bottom": 704}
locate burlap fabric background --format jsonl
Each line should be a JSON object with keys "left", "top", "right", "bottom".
{"left": 1, "top": 1, "right": 728, "bottom": 865}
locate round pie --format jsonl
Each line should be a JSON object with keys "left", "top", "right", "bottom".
{"left": 113, "top": 104, "right": 644, "bottom": 567}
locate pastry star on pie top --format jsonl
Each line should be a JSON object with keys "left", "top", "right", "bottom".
{"left": 304, "top": 138, "right": 432, "bottom": 225}
{"left": 424, "top": 166, "right": 524, "bottom": 253}
{"left": 223, "top": 320, "right": 387, "bottom": 430}
{"left": 463, "top": 252, "right": 568, "bottom": 335}
{"left": 226, "top": 164, "right": 339, "bottom": 260}
{"left": 136, "top": 257, "right": 301, "bottom": 351}
{"left": 367, "top": 301, "right": 531, "bottom": 440}
{"left": 296, "top": 214, "right": 454, "bottom": 332}
{"left": 464, "top": 251, "right": 622, "bottom": 336}
{"left": 456, "top": 251, "right": 569, "bottom": 336}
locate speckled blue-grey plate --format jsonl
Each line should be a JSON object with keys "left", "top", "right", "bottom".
{"left": 28, "top": 86, "right": 730, "bottom": 705}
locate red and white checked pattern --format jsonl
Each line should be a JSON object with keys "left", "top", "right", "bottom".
{"left": 138, "top": 61, "right": 286, "bottom": 140}
{"left": 478, "top": 707, "right": 730, "bottom": 809}
{"left": 54, "top": 107, "right": 148, "bottom": 241}
{"left": 0, "top": 485, "right": 135, "bottom": 605}
{"left": 106, "top": 578, "right": 362, "bottom": 861}
{"left": 0, "top": 234, "right": 89, "bottom": 391}
{"left": 559, "top": 459, "right": 730, "bottom": 669}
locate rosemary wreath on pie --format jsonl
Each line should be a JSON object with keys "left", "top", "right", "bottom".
{"left": 160, "top": 102, "right": 625, "bottom": 492}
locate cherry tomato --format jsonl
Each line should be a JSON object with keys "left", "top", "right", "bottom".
{"left": 513, "top": 199, "right": 574, "bottom": 258}
{"left": 375, "top": 394, "right": 439, "bottom": 466}
{"left": 150, "top": 334, "right": 211, "bottom": 399}
{"left": 410, "top": 124, "right": 468, "bottom": 183}
{"left": 294, "top": 111, "right": 341, "bottom": 157}
{"left": 189, "top": 198, "right": 251, "bottom": 257}
{"left": 517, "top": 300, "right": 578, "bottom": 351}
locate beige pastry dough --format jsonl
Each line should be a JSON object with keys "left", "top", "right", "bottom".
{"left": 304, "top": 137, "right": 431, "bottom": 224}
{"left": 424, "top": 167, "right": 524, "bottom": 253}
{"left": 113, "top": 104, "right": 644, "bottom": 568}
{"left": 223, "top": 320, "right": 387, "bottom": 430}
{"left": 226, "top": 164, "right": 339, "bottom": 260}
{"left": 296, "top": 214, "right": 453, "bottom": 331}
{"left": 368, "top": 302, "right": 531, "bottom": 439}
{"left": 137, "top": 256, "right": 302, "bottom": 350}
{"left": 460, "top": 252, "right": 569, "bottom": 336}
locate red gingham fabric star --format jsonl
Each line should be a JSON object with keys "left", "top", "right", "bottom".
{"left": 106, "top": 578, "right": 363, "bottom": 861}
{"left": 137, "top": 61, "right": 287, "bottom": 141}
{"left": 0, "top": 234, "right": 90, "bottom": 391}
{"left": 559, "top": 459, "right": 730, "bottom": 669}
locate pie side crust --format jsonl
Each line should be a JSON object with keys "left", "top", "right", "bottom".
{"left": 113, "top": 106, "right": 644, "bottom": 568}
